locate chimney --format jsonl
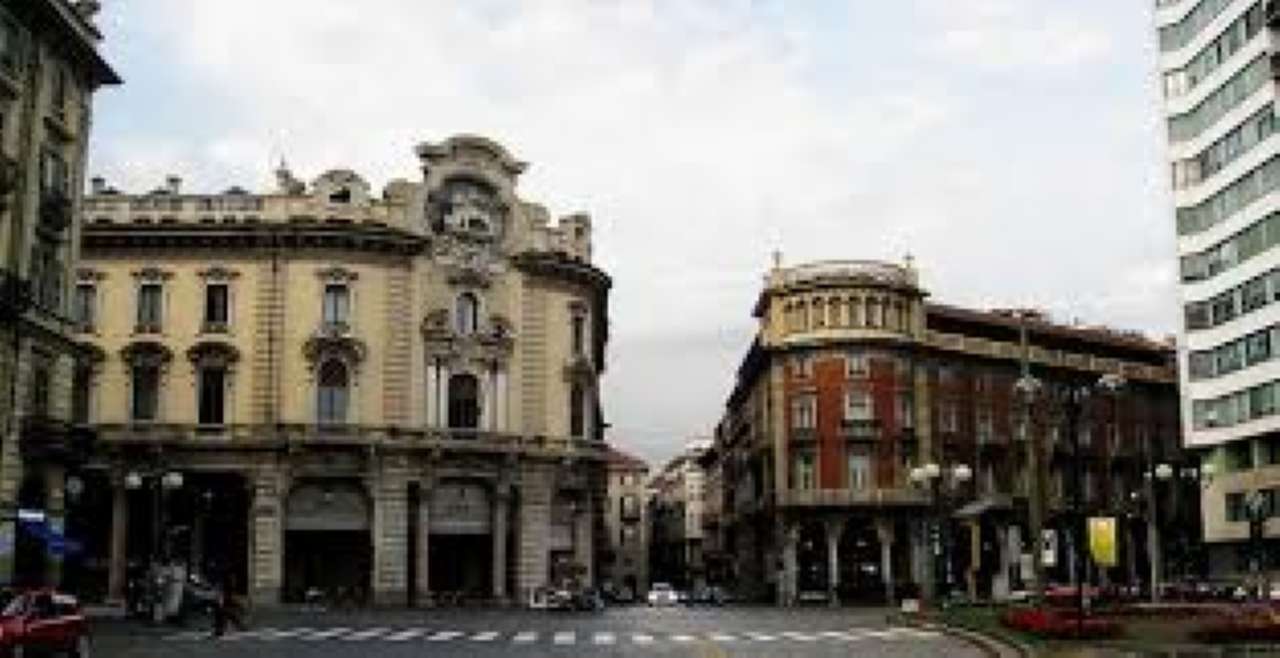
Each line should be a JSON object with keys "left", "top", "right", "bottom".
{"left": 90, "top": 176, "right": 105, "bottom": 195}
{"left": 165, "top": 175, "right": 182, "bottom": 195}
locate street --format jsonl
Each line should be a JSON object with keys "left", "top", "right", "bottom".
{"left": 92, "top": 606, "right": 982, "bottom": 658}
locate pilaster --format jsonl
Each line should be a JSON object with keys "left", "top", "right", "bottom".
{"left": 248, "top": 469, "right": 286, "bottom": 606}
{"left": 516, "top": 462, "right": 553, "bottom": 603}
{"left": 372, "top": 468, "right": 410, "bottom": 606}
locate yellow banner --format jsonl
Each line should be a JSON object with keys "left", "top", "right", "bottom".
{"left": 1088, "top": 517, "right": 1117, "bottom": 567}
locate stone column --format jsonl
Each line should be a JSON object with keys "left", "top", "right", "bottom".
{"left": 372, "top": 473, "right": 409, "bottom": 606}
{"left": 248, "top": 471, "right": 285, "bottom": 606}
{"left": 425, "top": 362, "right": 438, "bottom": 427}
{"left": 44, "top": 466, "right": 65, "bottom": 587}
{"left": 516, "top": 464, "right": 553, "bottom": 604}
{"left": 495, "top": 369, "right": 508, "bottom": 431}
{"left": 966, "top": 519, "right": 981, "bottom": 601}
{"left": 878, "top": 518, "right": 896, "bottom": 607}
{"left": 574, "top": 493, "right": 593, "bottom": 586}
{"left": 416, "top": 480, "right": 431, "bottom": 606}
{"left": 107, "top": 477, "right": 129, "bottom": 603}
{"left": 779, "top": 524, "right": 798, "bottom": 607}
{"left": 825, "top": 519, "right": 841, "bottom": 606}
{"left": 492, "top": 488, "right": 509, "bottom": 601}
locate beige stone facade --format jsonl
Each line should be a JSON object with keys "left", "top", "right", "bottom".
{"left": 601, "top": 447, "right": 648, "bottom": 600}
{"left": 0, "top": 0, "right": 118, "bottom": 589}
{"left": 74, "top": 135, "right": 610, "bottom": 606}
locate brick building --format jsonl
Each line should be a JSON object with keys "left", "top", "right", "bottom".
{"left": 710, "top": 258, "right": 1188, "bottom": 605}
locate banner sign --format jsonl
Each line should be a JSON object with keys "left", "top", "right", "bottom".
{"left": 1041, "top": 529, "right": 1057, "bottom": 567}
{"left": 1088, "top": 517, "right": 1118, "bottom": 567}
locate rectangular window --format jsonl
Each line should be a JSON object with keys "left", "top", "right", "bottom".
{"left": 131, "top": 365, "right": 159, "bottom": 421}
{"left": 198, "top": 367, "right": 226, "bottom": 425}
{"left": 844, "top": 390, "right": 872, "bottom": 422}
{"left": 793, "top": 354, "right": 812, "bottom": 378}
{"left": 846, "top": 352, "right": 867, "bottom": 377}
{"left": 897, "top": 394, "right": 913, "bottom": 429}
{"left": 1226, "top": 492, "right": 1246, "bottom": 523}
{"left": 793, "top": 452, "right": 815, "bottom": 490}
{"left": 71, "top": 365, "right": 90, "bottom": 424}
{"left": 322, "top": 284, "right": 350, "bottom": 326}
{"left": 790, "top": 395, "right": 816, "bottom": 430}
{"left": 204, "top": 283, "right": 229, "bottom": 329}
{"left": 28, "top": 353, "right": 51, "bottom": 419}
{"left": 847, "top": 453, "right": 871, "bottom": 491}
{"left": 136, "top": 283, "right": 162, "bottom": 331}
{"left": 29, "top": 240, "right": 61, "bottom": 312}
{"left": 571, "top": 312, "right": 586, "bottom": 356}
{"left": 73, "top": 284, "right": 95, "bottom": 331}
{"left": 570, "top": 382, "right": 586, "bottom": 438}
{"left": 38, "top": 147, "right": 67, "bottom": 197}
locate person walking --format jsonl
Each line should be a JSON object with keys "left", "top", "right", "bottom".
{"left": 211, "top": 576, "right": 247, "bottom": 638}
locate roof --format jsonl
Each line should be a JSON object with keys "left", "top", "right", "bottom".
{"left": 605, "top": 446, "right": 648, "bottom": 472}
{"left": 925, "top": 303, "right": 1174, "bottom": 362}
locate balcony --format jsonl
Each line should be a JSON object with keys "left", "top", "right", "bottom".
{"left": 0, "top": 270, "right": 32, "bottom": 318}
{"left": 840, "top": 419, "right": 879, "bottom": 440}
{"left": 789, "top": 427, "right": 816, "bottom": 443}
{"left": 39, "top": 191, "right": 73, "bottom": 233}
{"left": 775, "top": 487, "right": 928, "bottom": 508}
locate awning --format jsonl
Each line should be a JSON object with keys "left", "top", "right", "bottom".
{"left": 952, "top": 495, "right": 1013, "bottom": 519}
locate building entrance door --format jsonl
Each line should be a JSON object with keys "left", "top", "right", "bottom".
{"left": 284, "top": 481, "right": 370, "bottom": 604}
{"left": 428, "top": 482, "right": 492, "bottom": 598}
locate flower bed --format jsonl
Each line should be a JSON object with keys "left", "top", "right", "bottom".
{"left": 1190, "top": 609, "right": 1280, "bottom": 644}
{"left": 1000, "top": 607, "right": 1125, "bottom": 640}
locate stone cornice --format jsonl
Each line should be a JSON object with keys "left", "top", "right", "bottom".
{"left": 82, "top": 221, "right": 430, "bottom": 256}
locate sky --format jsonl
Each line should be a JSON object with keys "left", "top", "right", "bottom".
{"left": 87, "top": 0, "right": 1176, "bottom": 467}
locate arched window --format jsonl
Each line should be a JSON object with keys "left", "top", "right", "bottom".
{"left": 317, "top": 359, "right": 349, "bottom": 424}
{"left": 448, "top": 373, "right": 480, "bottom": 429}
{"left": 455, "top": 292, "right": 479, "bottom": 335}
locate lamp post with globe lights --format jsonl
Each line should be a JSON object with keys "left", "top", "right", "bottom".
{"left": 1013, "top": 370, "right": 1125, "bottom": 636}
{"left": 910, "top": 461, "right": 972, "bottom": 605}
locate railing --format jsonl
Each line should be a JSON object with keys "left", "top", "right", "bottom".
{"left": 774, "top": 487, "right": 928, "bottom": 507}
{"left": 773, "top": 260, "right": 917, "bottom": 288}
{"left": 93, "top": 423, "right": 610, "bottom": 458}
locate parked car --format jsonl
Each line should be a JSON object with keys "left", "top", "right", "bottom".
{"left": 647, "top": 583, "right": 679, "bottom": 606}
{"left": 0, "top": 589, "right": 91, "bottom": 657}
{"left": 571, "top": 588, "right": 605, "bottom": 612}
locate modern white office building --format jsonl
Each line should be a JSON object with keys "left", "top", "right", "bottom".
{"left": 1158, "top": 0, "right": 1280, "bottom": 577}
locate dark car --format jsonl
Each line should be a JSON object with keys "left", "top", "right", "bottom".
{"left": 0, "top": 589, "right": 91, "bottom": 657}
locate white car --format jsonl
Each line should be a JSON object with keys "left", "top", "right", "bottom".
{"left": 647, "top": 583, "right": 679, "bottom": 606}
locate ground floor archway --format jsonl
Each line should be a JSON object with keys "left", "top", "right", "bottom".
{"left": 283, "top": 480, "right": 371, "bottom": 603}
{"left": 428, "top": 481, "right": 493, "bottom": 599}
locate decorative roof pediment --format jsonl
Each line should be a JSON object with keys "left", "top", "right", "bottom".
{"left": 315, "top": 266, "right": 359, "bottom": 283}
{"left": 130, "top": 266, "right": 173, "bottom": 281}
{"left": 198, "top": 265, "right": 241, "bottom": 281}
{"left": 303, "top": 334, "right": 367, "bottom": 368}
{"left": 120, "top": 341, "right": 173, "bottom": 367}
{"left": 186, "top": 341, "right": 241, "bottom": 367}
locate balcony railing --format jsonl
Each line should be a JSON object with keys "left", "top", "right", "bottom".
{"left": 775, "top": 487, "right": 928, "bottom": 508}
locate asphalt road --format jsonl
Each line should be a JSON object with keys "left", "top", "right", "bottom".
{"left": 92, "top": 606, "right": 983, "bottom": 658}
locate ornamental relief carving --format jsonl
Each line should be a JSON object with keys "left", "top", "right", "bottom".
{"left": 198, "top": 265, "right": 241, "bottom": 281}
{"left": 130, "top": 266, "right": 173, "bottom": 281}
{"left": 315, "top": 266, "right": 359, "bottom": 283}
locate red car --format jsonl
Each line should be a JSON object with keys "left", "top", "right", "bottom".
{"left": 0, "top": 590, "right": 90, "bottom": 657}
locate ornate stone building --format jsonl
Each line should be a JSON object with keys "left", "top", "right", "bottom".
{"left": 711, "top": 258, "right": 1188, "bottom": 605}
{"left": 0, "top": 0, "right": 119, "bottom": 589}
{"left": 71, "top": 135, "right": 610, "bottom": 606}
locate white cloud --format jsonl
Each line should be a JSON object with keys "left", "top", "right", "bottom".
{"left": 90, "top": 1, "right": 1171, "bottom": 466}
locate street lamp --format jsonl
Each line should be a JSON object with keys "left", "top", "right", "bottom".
{"left": 910, "top": 461, "right": 972, "bottom": 605}
{"left": 1013, "top": 371, "right": 1125, "bottom": 636}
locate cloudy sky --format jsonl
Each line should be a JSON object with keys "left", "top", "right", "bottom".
{"left": 89, "top": 0, "right": 1175, "bottom": 466}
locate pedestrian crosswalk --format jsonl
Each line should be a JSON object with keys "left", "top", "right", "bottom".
{"left": 164, "top": 625, "right": 940, "bottom": 646}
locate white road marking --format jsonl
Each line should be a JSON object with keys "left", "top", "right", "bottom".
{"left": 427, "top": 631, "right": 464, "bottom": 641}
{"left": 820, "top": 631, "right": 860, "bottom": 641}
{"left": 593, "top": 632, "right": 616, "bottom": 645}
{"left": 781, "top": 631, "right": 817, "bottom": 641}
{"left": 745, "top": 632, "right": 776, "bottom": 641}
{"left": 632, "top": 633, "right": 655, "bottom": 644}
{"left": 164, "top": 631, "right": 207, "bottom": 642}
{"left": 862, "top": 629, "right": 895, "bottom": 639}
{"left": 471, "top": 631, "right": 500, "bottom": 642}
{"left": 709, "top": 633, "right": 737, "bottom": 642}
{"left": 383, "top": 628, "right": 426, "bottom": 641}
{"left": 553, "top": 631, "right": 576, "bottom": 645}
{"left": 344, "top": 628, "right": 390, "bottom": 641}
{"left": 671, "top": 634, "right": 696, "bottom": 642}
{"left": 893, "top": 627, "right": 940, "bottom": 638}
{"left": 512, "top": 631, "right": 538, "bottom": 643}
{"left": 264, "top": 628, "right": 312, "bottom": 640}
{"left": 301, "top": 627, "right": 351, "bottom": 640}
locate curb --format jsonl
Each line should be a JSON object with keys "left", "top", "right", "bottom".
{"left": 893, "top": 615, "right": 1032, "bottom": 658}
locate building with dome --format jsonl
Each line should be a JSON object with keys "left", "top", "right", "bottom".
{"left": 708, "top": 258, "right": 1186, "bottom": 605}
{"left": 67, "top": 135, "right": 610, "bottom": 606}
